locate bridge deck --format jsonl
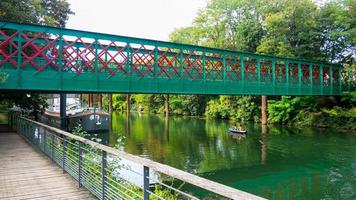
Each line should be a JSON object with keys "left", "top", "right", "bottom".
{"left": 0, "top": 130, "right": 94, "bottom": 200}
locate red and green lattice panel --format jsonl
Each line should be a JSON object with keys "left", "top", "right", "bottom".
{"left": 0, "top": 20, "right": 351, "bottom": 95}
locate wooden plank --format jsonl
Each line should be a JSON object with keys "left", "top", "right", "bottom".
{"left": 0, "top": 131, "right": 94, "bottom": 200}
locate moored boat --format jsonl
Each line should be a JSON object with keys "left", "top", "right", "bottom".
{"left": 38, "top": 95, "right": 109, "bottom": 132}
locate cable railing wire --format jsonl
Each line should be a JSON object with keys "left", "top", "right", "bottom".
{"left": 9, "top": 114, "right": 266, "bottom": 200}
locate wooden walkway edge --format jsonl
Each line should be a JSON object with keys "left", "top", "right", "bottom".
{"left": 0, "top": 131, "right": 95, "bottom": 200}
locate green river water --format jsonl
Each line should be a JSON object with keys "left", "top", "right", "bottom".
{"left": 99, "top": 112, "right": 355, "bottom": 200}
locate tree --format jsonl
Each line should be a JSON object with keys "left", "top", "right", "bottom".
{"left": 0, "top": 0, "right": 74, "bottom": 27}
{"left": 169, "top": 0, "right": 264, "bottom": 52}
{"left": 256, "top": 0, "right": 323, "bottom": 59}
{"left": 40, "top": 0, "right": 74, "bottom": 27}
{"left": 316, "top": 0, "right": 355, "bottom": 64}
{"left": 168, "top": 0, "right": 355, "bottom": 123}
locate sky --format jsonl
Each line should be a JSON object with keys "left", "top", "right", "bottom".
{"left": 66, "top": 0, "right": 208, "bottom": 41}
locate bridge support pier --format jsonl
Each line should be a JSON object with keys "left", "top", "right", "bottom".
{"left": 261, "top": 96, "right": 267, "bottom": 125}
{"left": 165, "top": 94, "right": 169, "bottom": 117}
{"left": 88, "top": 94, "right": 93, "bottom": 107}
{"left": 108, "top": 94, "right": 113, "bottom": 114}
{"left": 126, "top": 94, "right": 131, "bottom": 114}
{"left": 261, "top": 124, "right": 267, "bottom": 164}
{"left": 60, "top": 93, "right": 66, "bottom": 131}
{"left": 98, "top": 94, "right": 102, "bottom": 109}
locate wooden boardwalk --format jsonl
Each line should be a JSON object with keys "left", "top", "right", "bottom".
{"left": 0, "top": 130, "right": 95, "bottom": 200}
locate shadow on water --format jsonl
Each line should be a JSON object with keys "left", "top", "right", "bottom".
{"left": 92, "top": 112, "right": 356, "bottom": 200}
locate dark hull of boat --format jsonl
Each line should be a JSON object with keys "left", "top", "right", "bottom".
{"left": 39, "top": 111, "right": 110, "bottom": 132}
{"left": 228, "top": 128, "right": 247, "bottom": 134}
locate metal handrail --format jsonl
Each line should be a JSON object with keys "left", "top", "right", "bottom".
{"left": 10, "top": 115, "right": 266, "bottom": 200}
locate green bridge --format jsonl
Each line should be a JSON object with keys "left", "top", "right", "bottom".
{"left": 0, "top": 20, "right": 352, "bottom": 95}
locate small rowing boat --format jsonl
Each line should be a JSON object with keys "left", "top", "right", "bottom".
{"left": 228, "top": 127, "right": 247, "bottom": 134}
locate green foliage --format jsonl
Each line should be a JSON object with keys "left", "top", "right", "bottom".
{"left": 268, "top": 97, "right": 301, "bottom": 124}
{"left": 267, "top": 93, "right": 356, "bottom": 130}
{"left": 40, "top": 0, "right": 74, "bottom": 27}
{"left": 112, "top": 94, "right": 127, "bottom": 112}
{"left": 0, "top": 0, "right": 74, "bottom": 27}
{"left": 0, "top": 92, "right": 48, "bottom": 117}
{"left": 341, "top": 91, "right": 356, "bottom": 107}
{"left": 170, "top": 95, "right": 210, "bottom": 116}
{"left": 72, "top": 123, "right": 89, "bottom": 138}
{"left": 205, "top": 95, "right": 260, "bottom": 122}
{"left": 205, "top": 96, "right": 232, "bottom": 119}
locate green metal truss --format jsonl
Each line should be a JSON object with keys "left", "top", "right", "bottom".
{"left": 0, "top": 20, "right": 353, "bottom": 95}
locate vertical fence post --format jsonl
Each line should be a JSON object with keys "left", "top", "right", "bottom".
{"left": 102, "top": 151, "right": 107, "bottom": 200}
{"left": 26, "top": 122, "right": 29, "bottom": 140}
{"left": 143, "top": 166, "right": 150, "bottom": 200}
{"left": 44, "top": 130, "right": 47, "bottom": 155}
{"left": 51, "top": 133, "right": 55, "bottom": 162}
{"left": 62, "top": 136, "right": 66, "bottom": 173}
{"left": 78, "top": 142, "right": 83, "bottom": 188}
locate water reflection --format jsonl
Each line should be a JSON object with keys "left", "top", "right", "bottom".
{"left": 94, "top": 112, "right": 356, "bottom": 200}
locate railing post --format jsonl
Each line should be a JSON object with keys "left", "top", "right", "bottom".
{"left": 44, "top": 130, "right": 47, "bottom": 155}
{"left": 51, "top": 133, "right": 55, "bottom": 162}
{"left": 62, "top": 135, "right": 66, "bottom": 173}
{"left": 26, "top": 122, "right": 29, "bottom": 139}
{"left": 143, "top": 166, "right": 150, "bottom": 200}
{"left": 78, "top": 142, "right": 83, "bottom": 188}
{"left": 101, "top": 150, "right": 107, "bottom": 200}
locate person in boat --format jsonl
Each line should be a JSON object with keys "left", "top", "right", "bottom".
{"left": 237, "top": 124, "right": 245, "bottom": 132}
